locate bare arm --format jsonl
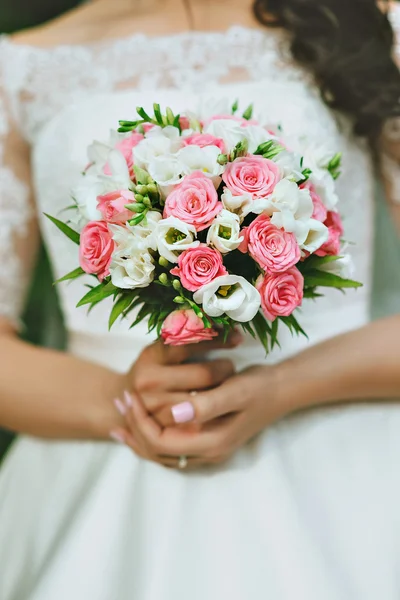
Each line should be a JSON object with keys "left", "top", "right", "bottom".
{"left": 278, "top": 314, "right": 400, "bottom": 413}
{"left": 0, "top": 322, "right": 126, "bottom": 439}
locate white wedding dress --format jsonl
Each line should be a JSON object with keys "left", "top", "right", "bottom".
{"left": 0, "top": 23, "right": 400, "bottom": 600}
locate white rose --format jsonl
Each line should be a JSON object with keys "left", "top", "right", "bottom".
{"left": 156, "top": 216, "right": 200, "bottom": 263}
{"left": 133, "top": 135, "right": 173, "bottom": 169}
{"left": 193, "top": 275, "right": 261, "bottom": 323}
{"left": 147, "top": 156, "right": 184, "bottom": 196}
{"left": 273, "top": 150, "right": 304, "bottom": 182}
{"left": 177, "top": 145, "right": 224, "bottom": 184}
{"left": 109, "top": 225, "right": 156, "bottom": 289}
{"left": 221, "top": 188, "right": 253, "bottom": 222}
{"left": 110, "top": 250, "right": 155, "bottom": 289}
{"left": 204, "top": 119, "right": 247, "bottom": 152}
{"left": 206, "top": 210, "right": 244, "bottom": 254}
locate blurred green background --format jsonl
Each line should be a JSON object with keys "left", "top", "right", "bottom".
{"left": 0, "top": 0, "right": 399, "bottom": 464}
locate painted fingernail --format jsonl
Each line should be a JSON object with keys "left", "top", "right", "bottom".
{"left": 124, "top": 390, "right": 133, "bottom": 408}
{"left": 110, "top": 430, "right": 125, "bottom": 444}
{"left": 171, "top": 401, "right": 195, "bottom": 424}
{"left": 114, "top": 397, "right": 127, "bottom": 416}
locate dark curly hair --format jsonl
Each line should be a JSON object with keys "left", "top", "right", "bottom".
{"left": 253, "top": 0, "right": 400, "bottom": 138}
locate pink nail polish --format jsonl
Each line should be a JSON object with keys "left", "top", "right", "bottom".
{"left": 114, "top": 398, "right": 127, "bottom": 416}
{"left": 124, "top": 390, "right": 133, "bottom": 408}
{"left": 171, "top": 401, "right": 195, "bottom": 424}
{"left": 110, "top": 431, "right": 125, "bottom": 444}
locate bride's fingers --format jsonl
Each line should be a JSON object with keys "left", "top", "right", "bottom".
{"left": 141, "top": 330, "right": 242, "bottom": 366}
{"left": 167, "top": 359, "right": 235, "bottom": 391}
{"left": 169, "top": 380, "right": 245, "bottom": 426}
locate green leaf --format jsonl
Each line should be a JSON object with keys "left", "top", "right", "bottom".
{"left": 231, "top": 99, "right": 239, "bottom": 114}
{"left": 300, "top": 254, "right": 342, "bottom": 272}
{"left": 326, "top": 152, "right": 342, "bottom": 180}
{"left": 44, "top": 214, "right": 80, "bottom": 245}
{"left": 303, "top": 288, "right": 324, "bottom": 299}
{"left": 242, "top": 103, "right": 254, "bottom": 120}
{"left": 109, "top": 294, "right": 135, "bottom": 329}
{"left": 252, "top": 311, "right": 270, "bottom": 354}
{"left": 240, "top": 321, "right": 256, "bottom": 339}
{"left": 77, "top": 281, "right": 117, "bottom": 308}
{"left": 271, "top": 318, "right": 280, "bottom": 350}
{"left": 136, "top": 106, "right": 156, "bottom": 123}
{"left": 153, "top": 103, "right": 164, "bottom": 125}
{"left": 279, "top": 314, "right": 308, "bottom": 339}
{"left": 173, "top": 114, "right": 181, "bottom": 131}
{"left": 303, "top": 269, "right": 363, "bottom": 290}
{"left": 54, "top": 267, "right": 85, "bottom": 284}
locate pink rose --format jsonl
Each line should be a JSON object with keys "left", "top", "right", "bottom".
{"left": 163, "top": 171, "right": 222, "bottom": 231}
{"left": 241, "top": 215, "right": 300, "bottom": 273}
{"left": 222, "top": 156, "right": 281, "bottom": 199}
{"left": 256, "top": 267, "right": 304, "bottom": 322}
{"left": 301, "top": 182, "right": 327, "bottom": 222}
{"left": 183, "top": 133, "right": 226, "bottom": 154}
{"left": 79, "top": 221, "right": 114, "bottom": 281}
{"left": 103, "top": 132, "right": 144, "bottom": 175}
{"left": 315, "top": 211, "right": 343, "bottom": 257}
{"left": 170, "top": 244, "right": 227, "bottom": 292}
{"left": 97, "top": 189, "right": 134, "bottom": 224}
{"left": 161, "top": 309, "right": 218, "bottom": 345}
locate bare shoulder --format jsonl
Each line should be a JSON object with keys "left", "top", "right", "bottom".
{"left": 9, "top": 3, "right": 108, "bottom": 49}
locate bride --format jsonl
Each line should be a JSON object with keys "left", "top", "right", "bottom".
{"left": 1, "top": 0, "right": 400, "bottom": 598}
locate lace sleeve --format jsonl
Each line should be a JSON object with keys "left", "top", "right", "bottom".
{"left": 0, "top": 60, "right": 39, "bottom": 327}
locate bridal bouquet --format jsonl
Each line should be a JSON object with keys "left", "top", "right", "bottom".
{"left": 47, "top": 101, "right": 361, "bottom": 351}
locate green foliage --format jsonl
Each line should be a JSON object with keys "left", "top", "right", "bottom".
{"left": 44, "top": 214, "right": 80, "bottom": 245}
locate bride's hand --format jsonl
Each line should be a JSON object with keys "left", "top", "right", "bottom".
{"left": 110, "top": 333, "right": 240, "bottom": 441}
{"left": 112, "top": 365, "right": 289, "bottom": 469}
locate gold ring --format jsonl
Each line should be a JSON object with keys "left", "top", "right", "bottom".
{"left": 178, "top": 455, "right": 188, "bottom": 470}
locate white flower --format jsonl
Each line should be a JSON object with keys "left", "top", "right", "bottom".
{"left": 133, "top": 135, "right": 173, "bottom": 169}
{"left": 298, "top": 219, "right": 329, "bottom": 253}
{"left": 320, "top": 252, "right": 355, "bottom": 279}
{"left": 310, "top": 170, "right": 339, "bottom": 211}
{"left": 221, "top": 188, "right": 253, "bottom": 222}
{"left": 155, "top": 216, "right": 200, "bottom": 263}
{"left": 110, "top": 251, "right": 155, "bottom": 289}
{"left": 133, "top": 210, "right": 162, "bottom": 251}
{"left": 177, "top": 145, "right": 224, "bottom": 183}
{"left": 247, "top": 179, "right": 313, "bottom": 227}
{"left": 72, "top": 175, "right": 104, "bottom": 222}
{"left": 206, "top": 210, "right": 244, "bottom": 254}
{"left": 242, "top": 125, "right": 277, "bottom": 154}
{"left": 97, "top": 149, "right": 132, "bottom": 190}
{"left": 193, "top": 275, "right": 261, "bottom": 323}
{"left": 147, "top": 156, "right": 184, "bottom": 196}
{"left": 145, "top": 125, "right": 182, "bottom": 152}
{"left": 109, "top": 225, "right": 156, "bottom": 289}
{"left": 204, "top": 119, "right": 247, "bottom": 152}
{"left": 273, "top": 150, "right": 304, "bottom": 182}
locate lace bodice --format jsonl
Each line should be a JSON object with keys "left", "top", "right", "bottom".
{"left": 0, "top": 18, "right": 396, "bottom": 343}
